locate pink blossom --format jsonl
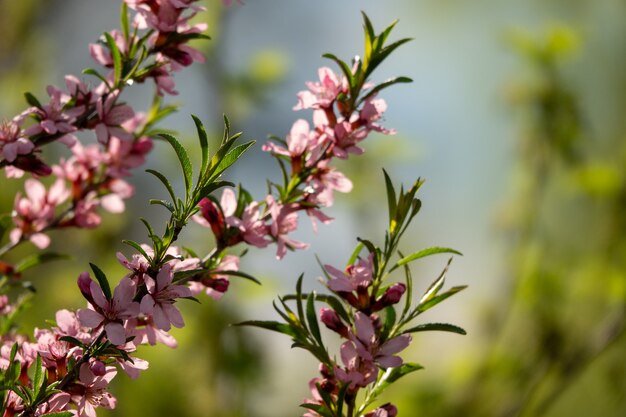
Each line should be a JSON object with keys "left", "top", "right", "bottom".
{"left": 194, "top": 189, "right": 270, "bottom": 248}
{"left": 23, "top": 84, "right": 82, "bottom": 147}
{"left": 77, "top": 274, "right": 140, "bottom": 345}
{"left": 35, "top": 392, "right": 71, "bottom": 416}
{"left": 10, "top": 178, "right": 69, "bottom": 249}
{"left": 360, "top": 96, "right": 395, "bottom": 135}
{"left": 364, "top": 403, "right": 398, "bottom": 417}
{"left": 128, "top": 316, "right": 178, "bottom": 348}
{"left": 262, "top": 119, "right": 316, "bottom": 160}
{"left": 189, "top": 255, "right": 239, "bottom": 300}
{"left": 94, "top": 93, "right": 135, "bottom": 144}
{"left": 348, "top": 312, "right": 411, "bottom": 369}
{"left": 89, "top": 30, "right": 128, "bottom": 67}
{"left": 140, "top": 264, "right": 192, "bottom": 331}
{"left": 72, "top": 363, "right": 117, "bottom": 417}
{"left": 294, "top": 67, "right": 346, "bottom": 110}
{"left": 0, "top": 120, "right": 33, "bottom": 162}
{"left": 266, "top": 195, "right": 309, "bottom": 259}
{"left": 324, "top": 255, "right": 373, "bottom": 294}
{"left": 307, "top": 160, "right": 353, "bottom": 207}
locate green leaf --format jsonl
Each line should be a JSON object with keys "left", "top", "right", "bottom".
{"left": 322, "top": 53, "right": 354, "bottom": 87}
{"left": 145, "top": 169, "right": 178, "bottom": 206}
{"left": 39, "top": 412, "right": 74, "bottom": 417}
{"left": 385, "top": 362, "right": 424, "bottom": 383}
{"left": 295, "top": 275, "right": 306, "bottom": 330}
{"left": 306, "top": 292, "right": 323, "bottom": 346}
{"left": 24, "top": 92, "right": 42, "bottom": 109}
{"left": 14, "top": 253, "right": 70, "bottom": 273}
{"left": 207, "top": 141, "right": 255, "bottom": 184}
{"left": 32, "top": 355, "right": 44, "bottom": 399}
{"left": 299, "top": 403, "right": 334, "bottom": 417}
{"left": 383, "top": 169, "right": 397, "bottom": 231}
{"left": 235, "top": 320, "right": 298, "bottom": 338}
{"left": 120, "top": 2, "right": 130, "bottom": 42}
{"left": 122, "top": 240, "right": 152, "bottom": 263}
{"left": 418, "top": 258, "right": 452, "bottom": 306}
{"left": 159, "top": 133, "right": 193, "bottom": 198}
{"left": 214, "top": 270, "right": 261, "bottom": 285}
{"left": 347, "top": 242, "right": 364, "bottom": 266}
{"left": 380, "top": 305, "right": 396, "bottom": 341}
{"left": 400, "top": 252, "right": 413, "bottom": 320}
{"left": 82, "top": 68, "right": 110, "bottom": 86}
{"left": 360, "top": 76, "right": 413, "bottom": 104}
{"left": 104, "top": 32, "right": 123, "bottom": 85}
{"left": 149, "top": 199, "right": 176, "bottom": 213}
{"left": 89, "top": 263, "right": 112, "bottom": 301}
{"left": 391, "top": 247, "right": 462, "bottom": 272}
{"left": 417, "top": 285, "right": 467, "bottom": 315}
{"left": 403, "top": 322, "right": 466, "bottom": 335}
{"left": 191, "top": 115, "right": 210, "bottom": 179}
{"left": 59, "top": 336, "right": 86, "bottom": 348}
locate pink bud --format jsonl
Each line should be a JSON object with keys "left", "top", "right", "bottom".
{"left": 90, "top": 360, "right": 106, "bottom": 376}
{"left": 77, "top": 272, "right": 93, "bottom": 301}
{"left": 320, "top": 308, "right": 348, "bottom": 338}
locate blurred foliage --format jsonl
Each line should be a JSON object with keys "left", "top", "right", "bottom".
{"left": 401, "top": 18, "right": 626, "bottom": 417}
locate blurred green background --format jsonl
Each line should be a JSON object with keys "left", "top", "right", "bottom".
{"left": 1, "top": 0, "right": 626, "bottom": 416}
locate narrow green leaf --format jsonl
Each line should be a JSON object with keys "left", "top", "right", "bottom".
{"left": 0, "top": 214, "right": 11, "bottom": 242}
{"left": 385, "top": 362, "right": 424, "bottom": 383}
{"left": 235, "top": 320, "right": 298, "bottom": 338}
{"left": 347, "top": 242, "right": 364, "bottom": 267}
{"left": 215, "top": 270, "right": 261, "bottom": 285}
{"left": 59, "top": 336, "right": 86, "bottom": 348}
{"left": 24, "top": 92, "right": 42, "bottom": 109}
{"left": 296, "top": 275, "right": 306, "bottom": 329}
{"left": 191, "top": 115, "right": 210, "bottom": 179}
{"left": 208, "top": 140, "right": 255, "bottom": 183}
{"left": 391, "top": 247, "right": 462, "bottom": 272}
{"left": 306, "top": 292, "right": 323, "bottom": 346}
{"left": 149, "top": 199, "right": 176, "bottom": 213}
{"left": 360, "top": 76, "right": 413, "bottom": 104}
{"left": 158, "top": 133, "right": 193, "bottom": 198}
{"left": 145, "top": 169, "right": 178, "bottom": 204}
{"left": 122, "top": 240, "right": 152, "bottom": 263}
{"left": 32, "top": 355, "right": 44, "bottom": 398}
{"left": 104, "top": 32, "right": 123, "bottom": 85}
{"left": 400, "top": 252, "right": 413, "bottom": 321}
{"left": 403, "top": 322, "right": 466, "bottom": 335}
{"left": 299, "top": 403, "right": 334, "bottom": 417}
{"left": 14, "top": 253, "right": 70, "bottom": 273}
{"left": 322, "top": 53, "right": 354, "bottom": 86}
{"left": 120, "top": 2, "right": 130, "bottom": 42}
{"left": 82, "top": 68, "right": 110, "bottom": 86}
{"left": 38, "top": 412, "right": 74, "bottom": 417}
{"left": 382, "top": 169, "right": 397, "bottom": 231}
{"left": 418, "top": 258, "right": 452, "bottom": 306}
{"left": 89, "top": 263, "right": 112, "bottom": 301}
{"left": 417, "top": 285, "right": 467, "bottom": 315}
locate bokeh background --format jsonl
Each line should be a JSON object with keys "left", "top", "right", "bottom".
{"left": 1, "top": 0, "right": 626, "bottom": 416}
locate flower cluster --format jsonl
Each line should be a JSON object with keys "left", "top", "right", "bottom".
{"left": 0, "top": 5, "right": 466, "bottom": 417}
{"left": 194, "top": 56, "right": 397, "bottom": 260}
{"left": 1, "top": 0, "right": 208, "bottom": 254}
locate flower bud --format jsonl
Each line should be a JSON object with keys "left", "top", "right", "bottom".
{"left": 90, "top": 360, "right": 106, "bottom": 376}
{"left": 372, "top": 283, "right": 406, "bottom": 311}
{"left": 320, "top": 307, "right": 349, "bottom": 338}
{"left": 204, "top": 277, "right": 229, "bottom": 294}
{"left": 77, "top": 272, "right": 95, "bottom": 305}
{"left": 198, "top": 198, "right": 225, "bottom": 241}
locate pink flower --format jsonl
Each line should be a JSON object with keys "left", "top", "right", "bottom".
{"left": 72, "top": 363, "right": 117, "bottom": 417}
{"left": 294, "top": 67, "right": 346, "bottom": 110}
{"left": 360, "top": 96, "right": 395, "bottom": 135}
{"left": 262, "top": 119, "right": 316, "bottom": 160}
{"left": 364, "top": 403, "right": 398, "bottom": 417}
{"left": 307, "top": 160, "right": 353, "bottom": 207}
{"left": 266, "top": 195, "right": 309, "bottom": 259}
{"left": 324, "top": 255, "right": 373, "bottom": 294}
{"left": 0, "top": 120, "right": 33, "bottom": 162}
{"left": 194, "top": 189, "right": 270, "bottom": 248}
{"left": 77, "top": 274, "right": 140, "bottom": 345}
{"left": 140, "top": 264, "right": 192, "bottom": 331}
{"left": 94, "top": 93, "right": 135, "bottom": 144}
{"left": 10, "top": 178, "right": 69, "bottom": 249}
{"left": 35, "top": 392, "right": 71, "bottom": 416}
{"left": 23, "top": 84, "right": 81, "bottom": 147}
{"left": 89, "top": 30, "right": 128, "bottom": 67}
{"left": 348, "top": 312, "right": 411, "bottom": 369}
{"left": 189, "top": 255, "right": 239, "bottom": 300}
